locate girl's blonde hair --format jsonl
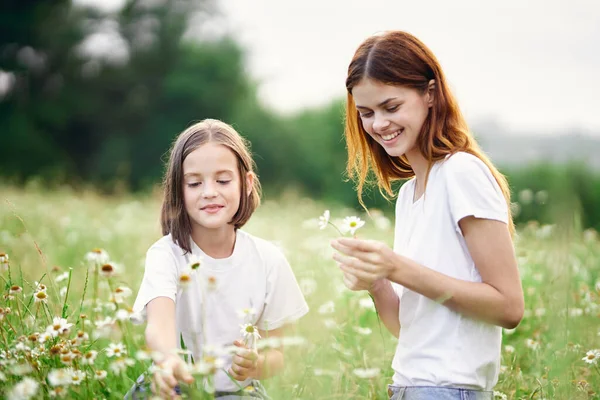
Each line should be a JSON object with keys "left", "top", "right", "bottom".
{"left": 345, "top": 31, "right": 514, "bottom": 235}
{"left": 161, "top": 119, "right": 262, "bottom": 253}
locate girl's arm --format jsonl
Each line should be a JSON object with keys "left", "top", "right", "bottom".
{"left": 146, "top": 297, "right": 193, "bottom": 397}
{"left": 228, "top": 325, "right": 288, "bottom": 381}
{"left": 332, "top": 217, "right": 524, "bottom": 329}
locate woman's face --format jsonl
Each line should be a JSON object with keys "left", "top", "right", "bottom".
{"left": 352, "top": 78, "right": 433, "bottom": 159}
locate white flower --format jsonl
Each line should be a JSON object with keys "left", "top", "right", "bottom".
{"left": 341, "top": 216, "right": 365, "bottom": 235}
{"left": 353, "top": 326, "right": 372, "bottom": 336}
{"left": 240, "top": 323, "right": 261, "bottom": 348}
{"left": 69, "top": 370, "right": 86, "bottom": 385}
{"left": 106, "top": 342, "right": 127, "bottom": 358}
{"left": 10, "top": 363, "right": 33, "bottom": 376}
{"left": 85, "top": 248, "right": 109, "bottom": 265}
{"left": 358, "top": 297, "right": 375, "bottom": 310}
{"left": 99, "top": 263, "right": 118, "bottom": 278}
{"left": 54, "top": 272, "right": 69, "bottom": 283}
{"left": 113, "top": 286, "right": 133, "bottom": 301}
{"left": 525, "top": 338, "right": 539, "bottom": 350}
{"left": 33, "top": 289, "right": 48, "bottom": 304}
{"left": 318, "top": 300, "right": 335, "bottom": 315}
{"left": 503, "top": 345, "right": 515, "bottom": 354}
{"left": 94, "top": 370, "right": 107, "bottom": 380}
{"left": 582, "top": 349, "right": 600, "bottom": 364}
{"left": 46, "top": 317, "right": 73, "bottom": 337}
{"left": 8, "top": 377, "right": 39, "bottom": 400}
{"left": 205, "top": 275, "right": 218, "bottom": 291}
{"left": 81, "top": 350, "right": 98, "bottom": 365}
{"left": 115, "top": 309, "right": 132, "bottom": 321}
{"left": 178, "top": 269, "right": 194, "bottom": 288}
{"left": 493, "top": 391, "right": 508, "bottom": 400}
{"left": 109, "top": 357, "right": 135, "bottom": 374}
{"left": 318, "top": 210, "right": 330, "bottom": 230}
{"left": 352, "top": 368, "right": 380, "bottom": 379}
{"left": 0, "top": 252, "right": 9, "bottom": 271}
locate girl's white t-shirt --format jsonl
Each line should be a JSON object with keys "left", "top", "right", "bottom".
{"left": 132, "top": 229, "right": 309, "bottom": 392}
{"left": 391, "top": 152, "right": 509, "bottom": 391}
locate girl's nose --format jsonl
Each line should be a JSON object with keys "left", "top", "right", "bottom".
{"left": 201, "top": 183, "right": 218, "bottom": 198}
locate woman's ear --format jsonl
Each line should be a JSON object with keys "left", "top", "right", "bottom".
{"left": 426, "top": 79, "right": 435, "bottom": 107}
{"left": 246, "top": 172, "right": 254, "bottom": 196}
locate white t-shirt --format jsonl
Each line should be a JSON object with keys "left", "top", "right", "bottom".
{"left": 132, "top": 229, "right": 309, "bottom": 392}
{"left": 391, "top": 152, "right": 509, "bottom": 391}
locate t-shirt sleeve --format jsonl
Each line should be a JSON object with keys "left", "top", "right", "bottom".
{"left": 255, "top": 246, "right": 309, "bottom": 331}
{"left": 131, "top": 247, "right": 179, "bottom": 324}
{"left": 443, "top": 153, "right": 509, "bottom": 233}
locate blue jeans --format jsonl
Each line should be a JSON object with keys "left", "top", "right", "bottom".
{"left": 388, "top": 385, "right": 493, "bottom": 400}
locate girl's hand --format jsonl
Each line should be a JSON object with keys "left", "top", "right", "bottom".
{"left": 152, "top": 353, "right": 193, "bottom": 399}
{"left": 331, "top": 238, "right": 400, "bottom": 285}
{"left": 228, "top": 340, "right": 260, "bottom": 381}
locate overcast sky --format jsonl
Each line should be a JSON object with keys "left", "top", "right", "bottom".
{"left": 77, "top": 0, "right": 600, "bottom": 135}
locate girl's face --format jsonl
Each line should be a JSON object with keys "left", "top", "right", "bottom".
{"left": 182, "top": 142, "right": 252, "bottom": 233}
{"left": 352, "top": 78, "right": 433, "bottom": 159}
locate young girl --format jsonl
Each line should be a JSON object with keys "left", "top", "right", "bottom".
{"left": 129, "top": 119, "right": 309, "bottom": 399}
{"left": 330, "top": 31, "right": 524, "bottom": 400}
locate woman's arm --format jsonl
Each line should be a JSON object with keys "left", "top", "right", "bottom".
{"left": 341, "top": 271, "right": 400, "bottom": 337}
{"left": 332, "top": 217, "right": 524, "bottom": 329}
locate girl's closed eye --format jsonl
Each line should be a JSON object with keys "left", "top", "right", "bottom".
{"left": 359, "top": 111, "right": 373, "bottom": 118}
{"left": 187, "top": 182, "right": 201, "bottom": 188}
{"left": 386, "top": 105, "right": 399, "bottom": 113}
{"left": 217, "top": 180, "right": 231, "bottom": 185}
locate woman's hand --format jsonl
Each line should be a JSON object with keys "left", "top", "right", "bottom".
{"left": 228, "top": 340, "right": 260, "bottom": 381}
{"left": 331, "top": 238, "right": 400, "bottom": 286}
{"left": 152, "top": 353, "right": 193, "bottom": 399}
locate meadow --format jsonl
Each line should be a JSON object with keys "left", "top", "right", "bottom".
{"left": 1, "top": 184, "right": 599, "bottom": 399}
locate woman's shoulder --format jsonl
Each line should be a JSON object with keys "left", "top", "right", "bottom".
{"left": 436, "top": 151, "right": 496, "bottom": 182}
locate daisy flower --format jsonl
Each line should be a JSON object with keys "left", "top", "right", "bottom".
{"left": 69, "top": 370, "right": 86, "bottom": 385}
{"left": 106, "top": 342, "right": 127, "bottom": 358}
{"left": 85, "top": 248, "right": 109, "bottom": 265}
{"left": 353, "top": 368, "right": 380, "bottom": 379}
{"left": 178, "top": 269, "right": 193, "bottom": 288}
{"left": 81, "top": 350, "right": 98, "bottom": 365}
{"left": 240, "top": 323, "right": 261, "bottom": 348}
{"left": 341, "top": 216, "right": 365, "bottom": 236}
{"left": 318, "top": 210, "right": 330, "bottom": 230}
{"left": 582, "top": 349, "right": 600, "bottom": 364}
{"left": 100, "top": 263, "right": 118, "bottom": 278}
{"left": 8, "top": 377, "right": 39, "bottom": 400}
{"left": 33, "top": 289, "right": 48, "bottom": 304}
{"left": 94, "top": 370, "right": 108, "bottom": 380}
{"left": 0, "top": 252, "right": 9, "bottom": 271}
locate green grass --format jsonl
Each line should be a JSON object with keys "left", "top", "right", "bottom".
{"left": 1, "top": 185, "right": 599, "bottom": 399}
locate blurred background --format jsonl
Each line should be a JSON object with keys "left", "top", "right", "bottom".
{"left": 2, "top": 0, "right": 599, "bottom": 230}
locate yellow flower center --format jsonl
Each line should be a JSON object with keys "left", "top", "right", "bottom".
{"left": 350, "top": 221, "right": 357, "bottom": 227}
{"left": 245, "top": 326, "right": 255, "bottom": 333}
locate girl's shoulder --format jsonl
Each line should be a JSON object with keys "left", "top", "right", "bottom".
{"left": 146, "top": 234, "right": 184, "bottom": 259}
{"left": 240, "top": 230, "right": 285, "bottom": 257}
